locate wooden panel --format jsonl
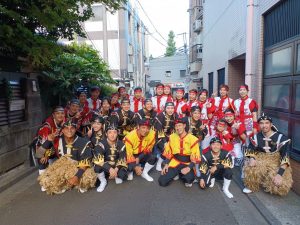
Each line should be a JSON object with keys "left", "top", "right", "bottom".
{"left": 0, "top": 147, "right": 28, "bottom": 173}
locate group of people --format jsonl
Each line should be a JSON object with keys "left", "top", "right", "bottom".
{"left": 35, "top": 83, "right": 293, "bottom": 198}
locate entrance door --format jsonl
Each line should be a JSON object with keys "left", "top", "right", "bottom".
{"left": 218, "top": 68, "right": 225, "bottom": 89}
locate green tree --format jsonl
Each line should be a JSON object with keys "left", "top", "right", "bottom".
{"left": 0, "top": 0, "right": 126, "bottom": 68}
{"left": 42, "top": 43, "right": 115, "bottom": 105}
{"left": 165, "top": 30, "right": 176, "bottom": 57}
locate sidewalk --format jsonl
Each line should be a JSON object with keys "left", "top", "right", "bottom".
{"left": 233, "top": 168, "right": 300, "bottom": 225}
{"left": 0, "top": 163, "right": 36, "bottom": 193}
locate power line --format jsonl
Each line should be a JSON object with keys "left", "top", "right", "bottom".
{"left": 137, "top": 28, "right": 168, "bottom": 48}
{"left": 80, "top": 22, "right": 101, "bottom": 54}
{"left": 136, "top": 0, "right": 168, "bottom": 44}
{"left": 80, "top": 22, "right": 120, "bottom": 79}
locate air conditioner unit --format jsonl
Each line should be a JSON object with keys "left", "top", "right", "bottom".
{"left": 128, "top": 45, "right": 133, "bottom": 55}
{"left": 193, "top": 20, "right": 202, "bottom": 32}
{"left": 128, "top": 63, "right": 134, "bottom": 73}
{"left": 197, "top": 52, "right": 203, "bottom": 59}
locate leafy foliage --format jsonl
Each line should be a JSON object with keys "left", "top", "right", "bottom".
{"left": 42, "top": 43, "right": 115, "bottom": 105}
{"left": 0, "top": 0, "right": 126, "bottom": 68}
{"left": 165, "top": 30, "right": 176, "bottom": 57}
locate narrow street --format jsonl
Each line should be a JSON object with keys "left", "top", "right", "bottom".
{"left": 0, "top": 171, "right": 268, "bottom": 225}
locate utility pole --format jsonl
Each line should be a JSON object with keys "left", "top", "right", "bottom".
{"left": 245, "top": 0, "right": 257, "bottom": 97}
{"left": 177, "top": 32, "right": 189, "bottom": 92}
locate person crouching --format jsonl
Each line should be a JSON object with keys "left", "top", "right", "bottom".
{"left": 38, "top": 120, "right": 95, "bottom": 194}
{"left": 199, "top": 137, "right": 234, "bottom": 198}
{"left": 93, "top": 125, "right": 128, "bottom": 192}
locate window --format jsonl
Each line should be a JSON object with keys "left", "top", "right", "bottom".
{"left": 292, "top": 121, "right": 300, "bottom": 152}
{"left": 165, "top": 71, "right": 171, "bottom": 77}
{"left": 90, "top": 5, "right": 104, "bottom": 21}
{"left": 263, "top": 84, "right": 290, "bottom": 109}
{"left": 297, "top": 44, "right": 300, "bottom": 72}
{"left": 217, "top": 68, "right": 225, "bottom": 89}
{"left": 208, "top": 72, "right": 213, "bottom": 97}
{"left": 271, "top": 116, "right": 289, "bottom": 136}
{"left": 295, "top": 84, "right": 300, "bottom": 111}
{"left": 180, "top": 70, "right": 186, "bottom": 77}
{"left": 265, "top": 47, "right": 292, "bottom": 76}
{"left": 0, "top": 79, "right": 26, "bottom": 126}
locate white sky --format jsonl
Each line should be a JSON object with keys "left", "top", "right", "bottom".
{"left": 136, "top": 0, "right": 190, "bottom": 58}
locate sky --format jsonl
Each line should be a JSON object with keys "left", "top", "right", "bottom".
{"left": 136, "top": 0, "right": 190, "bottom": 58}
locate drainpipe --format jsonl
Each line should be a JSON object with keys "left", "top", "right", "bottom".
{"left": 245, "top": 0, "right": 255, "bottom": 97}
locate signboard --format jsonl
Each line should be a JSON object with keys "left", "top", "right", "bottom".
{"left": 9, "top": 99, "right": 25, "bottom": 111}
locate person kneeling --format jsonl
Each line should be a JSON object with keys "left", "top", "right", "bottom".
{"left": 38, "top": 120, "right": 95, "bottom": 194}
{"left": 93, "top": 125, "right": 128, "bottom": 193}
{"left": 242, "top": 113, "right": 292, "bottom": 196}
{"left": 124, "top": 119, "right": 156, "bottom": 182}
{"left": 199, "top": 137, "right": 234, "bottom": 198}
{"left": 158, "top": 118, "right": 200, "bottom": 188}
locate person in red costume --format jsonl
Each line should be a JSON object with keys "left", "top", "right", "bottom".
{"left": 111, "top": 92, "right": 121, "bottom": 111}
{"left": 197, "top": 89, "right": 215, "bottom": 152}
{"left": 163, "top": 84, "right": 173, "bottom": 102}
{"left": 118, "top": 86, "right": 130, "bottom": 101}
{"left": 35, "top": 106, "right": 65, "bottom": 191}
{"left": 224, "top": 109, "right": 247, "bottom": 166}
{"left": 87, "top": 86, "right": 101, "bottom": 112}
{"left": 76, "top": 91, "right": 93, "bottom": 137}
{"left": 233, "top": 84, "right": 259, "bottom": 143}
{"left": 203, "top": 119, "right": 233, "bottom": 155}
{"left": 174, "top": 88, "right": 188, "bottom": 118}
{"left": 152, "top": 83, "right": 167, "bottom": 113}
{"left": 130, "top": 87, "right": 144, "bottom": 113}
{"left": 210, "top": 84, "right": 234, "bottom": 136}
{"left": 186, "top": 89, "right": 199, "bottom": 115}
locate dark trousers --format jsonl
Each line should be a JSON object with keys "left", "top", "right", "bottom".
{"left": 94, "top": 165, "right": 128, "bottom": 181}
{"left": 37, "top": 155, "right": 57, "bottom": 170}
{"left": 158, "top": 164, "right": 195, "bottom": 187}
{"left": 128, "top": 153, "right": 158, "bottom": 172}
{"left": 202, "top": 167, "right": 233, "bottom": 188}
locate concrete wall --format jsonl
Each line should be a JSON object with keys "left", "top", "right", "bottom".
{"left": 0, "top": 72, "right": 43, "bottom": 174}
{"left": 201, "top": 0, "right": 247, "bottom": 95}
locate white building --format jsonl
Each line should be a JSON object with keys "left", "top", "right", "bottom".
{"left": 62, "top": 0, "right": 149, "bottom": 90}
{"left": 148, "top": 54, "right": 188, "bottom": 96}
{"left": 198, "top": 0, "right": 300, "bottom": 194}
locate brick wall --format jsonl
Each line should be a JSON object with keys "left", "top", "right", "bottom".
{"left": 228, "top": 59, "right": 245, "bottom": 100}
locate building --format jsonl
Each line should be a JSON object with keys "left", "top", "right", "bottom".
{"left": 62, "top": 0, "right": 149, "bottom": 90}
{"left": 188, "top": 0, "right": 204, "bottom": 90}
{"left": 148, "top": 54, "right": 187, "bottom": 96}
{"left": 197, "top": 0, "right": 300, "bottom": 194}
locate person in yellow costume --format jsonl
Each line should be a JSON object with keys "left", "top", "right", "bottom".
{"left": 124, "top": 118, "right": 157, "bottom": 182}
{"left": 158, "top": 118, "right": 200, "bottom": 187}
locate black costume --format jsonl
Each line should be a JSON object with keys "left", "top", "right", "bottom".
{"left": 243, "top": 129, "right": 292, "bottom": 196}
{"left": 109, "top": 109, "right": 135, "bottom": 139}
{"left": 200, "top": 149, "right": 233, "bottom": 187}
{"left": 93, "top": 138, "right": 128, "bottom": 180}
{"left": 134, "top": 108, "right": 157, "bottom": 127}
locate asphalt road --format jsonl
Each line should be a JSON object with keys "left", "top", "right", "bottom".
{"left": 0, "top": 170, "right": 268, "bottom": 225}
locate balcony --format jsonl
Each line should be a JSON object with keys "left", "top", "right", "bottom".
{"left": 191, "top": 44, "right": 203, "bottom": 62}
{"left": 190, "top": 61, "right": 202, "bottom": 74}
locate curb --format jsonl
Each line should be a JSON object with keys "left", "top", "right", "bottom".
{"left": 0, "top": 166, "right": 37, "bottom": 193}
{"left": 232, "top": 175, "right": 282, "bottom": 225}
